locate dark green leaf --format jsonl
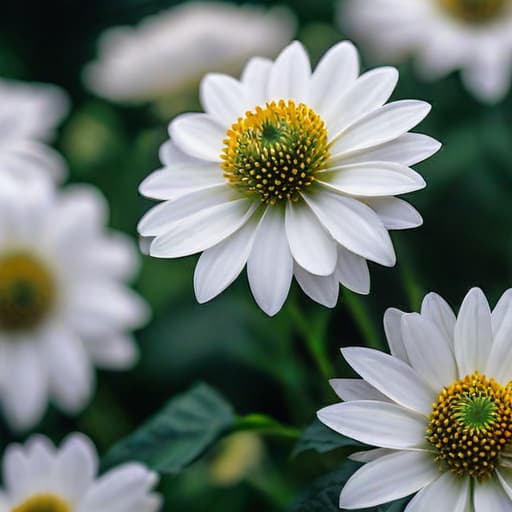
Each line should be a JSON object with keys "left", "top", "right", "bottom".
{"left": 101, "top": 383, "right": 236, "bottom": 473}
{"left": 293, "top": 419, "right": 363, "bottom": 456}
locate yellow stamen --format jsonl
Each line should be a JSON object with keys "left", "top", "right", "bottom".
{"left": 439, "top": 0, "right": 507, "bottom": 23}
{"left": 11, "top": 494, "right": 71, "bottom": 512}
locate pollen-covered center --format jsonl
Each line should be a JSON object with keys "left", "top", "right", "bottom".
{"left": 11, "top": 493, "right": 71, "bottom": 512}
{"left": 439, "top": 0, "right": 507, "bottom": 23}
{"left": 221, "top": 100, "right": 330, "bottom": 205}
{"left": 426, "top": 372, "right": 512, "bottom": 480}
{"left": 0, "top": 252, "right": 56, "bottom": 332}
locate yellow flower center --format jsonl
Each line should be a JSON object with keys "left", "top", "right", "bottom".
{"left": 426, "top": 372, "right": 512, "bottom": 480}
{"left": 0, "top": 252, "right": 56, "bottom": 332}
{"left": 11, "top": 494, "right": 71, "bottom": 512}
{"left": 439, "top": 0, "right": 507, "bottom": 22}
{"left": 221, "top": 100, "right": 330, "bottom": 205}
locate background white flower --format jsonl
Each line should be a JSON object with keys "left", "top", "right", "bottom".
{"left": 83, "top": 1, "right": 296, "bottom": 104}
{"left": 0, "top": 78, "right": 69, "bottom": 184}
{"left": 318, "top": 287, "right": 512, "bottom": 510}
{"left": 340, "top": 0, "right": 512, "bottom": 103}
{"left": 0, "top": 180, "right": 149, "bottom": 430}
{"left": 0, "top": 433, "right": 161, "bottom": 512}
{"left": 139, "top": 40, "right": 440, "bottom": 316}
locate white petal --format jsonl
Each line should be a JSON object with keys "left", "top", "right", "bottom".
{"left": 383, "top": 307, "right": 409, "bottom": 363}
{"left": 293, "top": 264, "right": 339, "bottom": 308}
{"left": 267, "top": 41, "right": 311, "bottom": 103}
{"left": 318, "top": 161, "right": 425, "bottom": 196}
{"left": 310, "top": 41, "right": 359, "bottom": 117}
{"left": 2, "top": 341, "right": 48, "bottom": 431}
{"left": 365, "top": 197, "right": 423, "bottom": 230}
{"left": 492, "top": 289, "right": 512, "bottom": 336}
{"left": 401, "top": 313, "right": 457, "bottom": 392}
{"left": 340, "top": 451, "right": 439, "bottom": 509}
{"left": 200, "top": 73, "right": 248, "bottom": 127}
{"left": 150, "top": 199, "right": 257, "bottom": 258}
{"left": 335, "top": 245, "right": 370, "bottom": 295}
{"left": 473, "top": 478, "right": 512, "bottom": 512}
{"left": 41, "top": 327, "right": 94, "bottom": 414}
{"left": 87, "top": 334, "right": 139, "bottom": 370}
{"left": 329, "top": 378, "right": 390, "bottom": 402}
{"left": 303, "top": 190, "right": 396, "bottom": 266}
{"left": 454, "top": 287, "right": 493, "bottom": 376}
{"left": 241, "top": 57, "right": 273, "bottom": 106}
{"left": 317, "top": 401, "right": 427, "bottom": 449}
{"left": 487, "top": 289, "right": 512, "bottom": 382}
{"left": 139, "top": 163, "right": 224, "bottom": 200}
{"left": 420, "top": 292, "right": 456, "bottom": 348}
{"left": 341, "top": 347, "right": 434, "bottom": 415}
{"left": 462, "top": 61, "right": 511, "bottom": 105}
{"left": 405, "top": 471, "right": 470, "bottom": 512}
{"left": 330, "top": 101, "right": 432, "bottom": 161}
{"left": 194, "top": 219, "right": 258, "bottom": 303}
{"left": 326, "top": 66, "right": 399, "bottom": 137}
{"left": 158, "top": 140, "right": 196, "bottom": 166}
{"left": 349, "top": 448, "right": 395, "bottom": 463}
{"left": 169, "top": 113, "right": 225, "bottom": 162}
{"left": 138, "top": 185, "right": 233, "bottom": 237}
{"left": 496, "top": 468, "right": 512, "bottom": 501}
{"left": 247, "top": 207, "right": 293, "bottom": 316}
{"left": 337, "top": 133, "right": 441, "bottom": 167}
{"left": 285, "top": 201, "right": 337, "bottom": 276}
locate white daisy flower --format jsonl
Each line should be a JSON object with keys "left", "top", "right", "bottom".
{"left": 138, "top": 41, "right": 440, "bottom": 316}
{"left": 318, "top": 287, "right": 512, "bottom": 510}
{"left": 0, "top": 180, "right": 149, "bottom": 430}
{"left": 83, "top": 2, "right": 296, "bottom": 104}
{"left": 0, "top": 78, "right": 69, "bottom": 184}
{"left": 0, "top": 433, "right": 161, "bottom": 512}
{"left": 340, "top": 0, "right": 512, "bottom": 103}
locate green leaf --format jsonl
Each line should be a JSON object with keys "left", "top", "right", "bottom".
{"left": 101, "top": 383, "right": 236, "bottom": 474}
{"left": 293, "top": 419, "right": 363, "bottom": 456}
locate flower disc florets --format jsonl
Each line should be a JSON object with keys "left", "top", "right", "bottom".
{"left": 0, "top": 252, "right": 55, "bottom": 332}
{"left": 12, "top": 494, "right": 70, "bottom": 512}
{"left": 427, "top": 372, "right": 512, "bottom": 480}
{"left": 439, "top": 0, "right": 507, "bottom": 23}
{"left": 221, "top": 100, "right": 330, "bottom": 205}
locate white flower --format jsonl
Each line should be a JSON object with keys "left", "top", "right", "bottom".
{"left": 83, "top": 2, "right": 296, "bottom": 104}
{"left": 318, "top": 287, "right": 512, "bottom": 510}
{"left": 0, "top": 180, "right": 149, "bottom": 430}
{"left": 340, "top": 0, "right": 512, "bottom": 103}
{"left": 0, "top": 78, "right": 69, "bottom": 184}
{"left": 138, "top": 41, "right": 440, "bottom": 316}
{"left": 0, "top": 433, "right": 161, "bottom": 512}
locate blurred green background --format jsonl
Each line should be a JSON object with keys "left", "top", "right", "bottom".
{"left": 2, "top": 0, "right": 512, "bottom": 510}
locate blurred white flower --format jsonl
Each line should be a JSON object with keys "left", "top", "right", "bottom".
{"left": 83, "top": 2, "right": 296, "bottom": 104}
{"left": 340, "top": 0, "right": 512, "bottom": 103}
{"left": 0, "top": 78, "right": 69, "bottom": 184}
{"left": 0, "top": 180, "right": 149, "bottom": 430}
{"left": 318, "top": 288, "right": 512, "bottom": 510}
{"left": 2, "top": 433, "right": 161, "bottom": 512}
{"left": 138, "top": 41, "right": 440, "bottom": 316}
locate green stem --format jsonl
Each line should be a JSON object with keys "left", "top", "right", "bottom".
{"left": 233, "top": 414, "right": 301, "bottom": 440}
{"left": 343, "top": 291, "right": 383, "bottom": 350}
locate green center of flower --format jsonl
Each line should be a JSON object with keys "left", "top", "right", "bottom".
{"left": 0, "top": 252, "right": 56, "bottom": 332}
{"left": 427, "top": 372, "right": 512, "bottom": 480}
{"left": 11, "top": 494, "right": 71, "bottom": 512}
{"left": 221, "top": 100, "right": 330, "bottom": 205}
{"left": 439, "top": 0, "right": 507, "bottom": 23}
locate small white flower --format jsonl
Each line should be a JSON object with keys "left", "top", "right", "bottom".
{"left": 138, "top": 41, "right": 440, "bottom": 316}
{"left": 0, "top": 433, "right": 161, "bottom": 512}
{"left": 83, "top": 2, "right": 296, "bottom": 104}
{"left": 0, "top": 78, "right": 69, "bottom": 184}
{"left": 0, "top": 180, "right": 149, "bottom": 430}
{"left": 318, "top": 288, "right": 512, "bottom": 510}
{"left": 340, "top": 0, "right": 512, "bottom": 103}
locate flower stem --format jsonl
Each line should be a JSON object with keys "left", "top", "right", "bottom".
{"left": 234, "top": 413, "right": 301, "bottom": 440}
{"left": 343, "top": 291, "right": 383, "bottom": 350}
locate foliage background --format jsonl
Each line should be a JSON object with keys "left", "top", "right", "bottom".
{"left": 2, "top": 0, "right": 512, "bottom": 510}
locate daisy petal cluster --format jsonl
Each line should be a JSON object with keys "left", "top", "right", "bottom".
{"left": 341, "top": 0, "right": 512, "bottom": 103}
{"left": 0, "top": 78, "right": 69, "bottom": 184}
{"left": 139, "top": 40, "right": 440, "bottom": 316}
{"left": 0, "top": 180, "right": 149, "bottom": 430}
{"left": 318, "top": 288, "right": 512, "bottom": 510}
{"left": 0, "top": 433, "right": 161, "bottom": 512}
{"left": 84, "top": 2, "right": 296, "bottom": 104}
